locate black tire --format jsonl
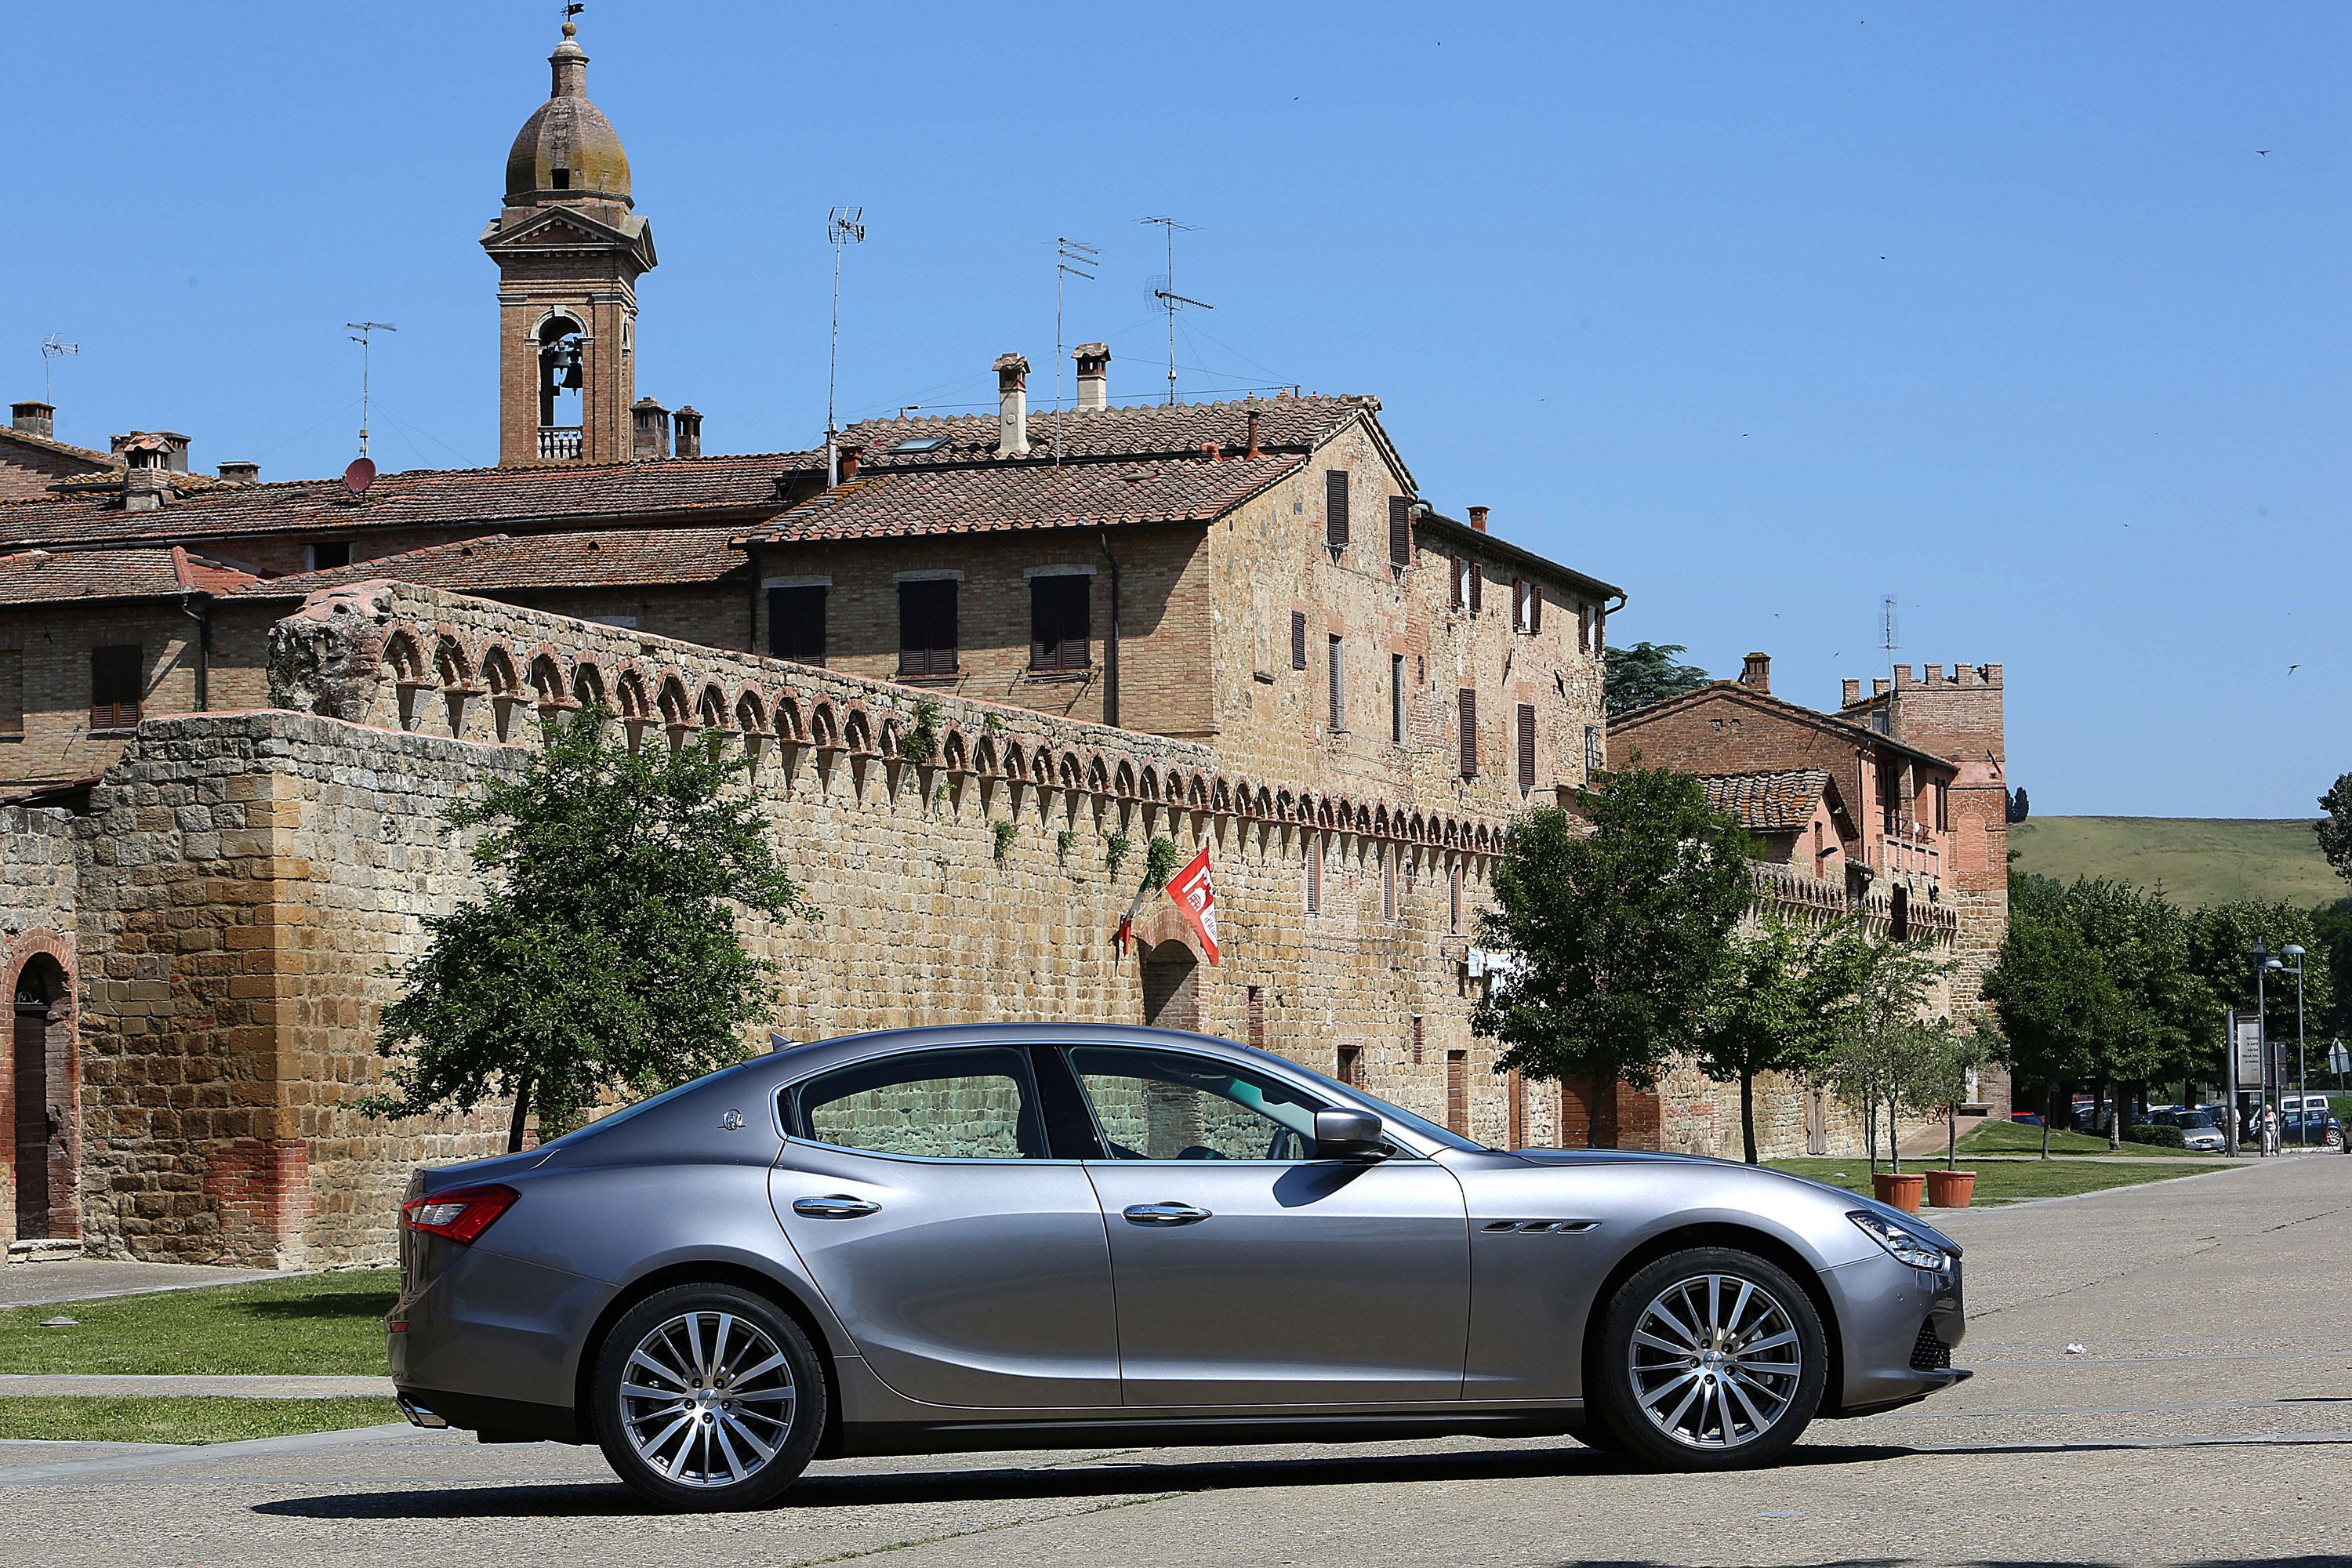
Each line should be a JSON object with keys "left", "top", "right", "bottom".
{"left": 1591, "top": 1246, "right": 1826, "bottom": 1471}
{"left": 592, "top": 1283, "right": 826, "bottom": 1512}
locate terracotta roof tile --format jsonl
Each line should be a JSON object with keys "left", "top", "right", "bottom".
{"left": 1700, "top": 769, "right": 1834, "bottom": 833}
{"left": 233, "top": 528, "right": 750, "bottom": 598}
{"left": 840, "top": 395, "right": 1370, "bottom": 470}
{"left": 0, "top": 546, "right": 256, "bottom": 605}
{"left": 0, "top": 449, "right": 824, "bottom": 549}
{"left": 748, "top": 452, "right": 1306, "bottom": 543}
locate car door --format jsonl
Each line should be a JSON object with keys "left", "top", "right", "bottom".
{"left": 769, "top": 1043, "right": 1119, "bottom": 1409}
{"left": 1063, "top": 1043, "right": 1471, "bottom": 1407}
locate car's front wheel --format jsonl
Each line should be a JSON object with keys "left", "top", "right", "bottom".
{"left": 592, "top": 1283, "right": 826, "bottom": 1511}
{"left": 1591, "top": 1247, "right": 1827, "bottom": 1470}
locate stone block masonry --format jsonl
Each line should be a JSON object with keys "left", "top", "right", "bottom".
{"left": 53, "top": 580, "right": 1538, "bottom": 1265}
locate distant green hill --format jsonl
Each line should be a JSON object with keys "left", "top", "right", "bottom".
{"left": 2008, "top": 816, "right": 2344, "bottom": 909}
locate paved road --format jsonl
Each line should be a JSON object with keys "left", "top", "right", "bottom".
{"left": 2, "top": 1156, "right": 2347, "bottom": 1568}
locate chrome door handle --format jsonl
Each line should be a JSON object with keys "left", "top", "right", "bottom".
{"left": 793, "top": 1194, "right": 881, "bottom": 1220}
{"left": 1123, "top": 1201, "right": 1212, "bottom": 1226}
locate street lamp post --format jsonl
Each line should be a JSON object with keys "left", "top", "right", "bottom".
{"left": 2252, "top": 947, "right": 2283, "bottom": 1156}
{"left": 2284, "top": 945, "right": 2307, "bottom": 1147}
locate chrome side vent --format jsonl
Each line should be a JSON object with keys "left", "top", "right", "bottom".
{"left": 1480, "top": 1219, "right": 1602, "bottom": 1234}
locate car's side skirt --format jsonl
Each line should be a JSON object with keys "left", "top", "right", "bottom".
{"left": 834, "top": 1408, "right": 1588, "bottom": 1458}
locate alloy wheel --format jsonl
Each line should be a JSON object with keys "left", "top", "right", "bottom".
{"left": 617, "top": 1310, "right": 797, "bottom": 1486}
{"left": 1625, "top": 1272, "right": 1803, "bottom": 1449}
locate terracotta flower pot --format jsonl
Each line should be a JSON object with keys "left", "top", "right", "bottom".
{"left": 1924, "top": 1169, "right": 1976, "bottom": 1208}
{"left": 1871, "top": 1172, "right": 1925, "bottom": 1214}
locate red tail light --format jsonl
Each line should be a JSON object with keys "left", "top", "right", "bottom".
{"left": 400, "top": 1183, "right": 519, "bottom": 1246}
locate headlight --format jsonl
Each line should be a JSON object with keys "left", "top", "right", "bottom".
{"left": 1849, "top": 1210, "right": 1951, "bottom": 1271}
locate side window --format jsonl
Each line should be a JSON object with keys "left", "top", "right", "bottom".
{"left": 898, "top": 579, "right": 958, "bottom": 677}
{"left": 1069, "top": 1045, "right": 1325, "bottom": 1162}
{"left": 789, "top": 1046, "right": 1046, "bottom": 1160}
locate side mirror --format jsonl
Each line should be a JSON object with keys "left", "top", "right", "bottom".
{"left": 1315, "top": 1108, "right": 1387, "bottom": 1161}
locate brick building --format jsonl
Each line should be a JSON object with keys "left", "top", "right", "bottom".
{"left": 0, "top": 15, "right": 1998, "bottom": 1265}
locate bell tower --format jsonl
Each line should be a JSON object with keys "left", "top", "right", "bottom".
{"left": 481, "top": 16, "right": 656, "bottom": 466}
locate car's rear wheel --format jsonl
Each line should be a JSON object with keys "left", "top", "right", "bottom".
{"left": 592, "top": 1283, "right": 825, "bottom": 1511}
{"left": 1591, "top": 1247, "right": 1826, "bottom": 1470}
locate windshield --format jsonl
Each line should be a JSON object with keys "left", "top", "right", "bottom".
{"left": 1273, "top": 1054, "right": 1487, "bottom": 1152}
{"left": 2177, "top": 1112, "right": 2215, "bottom": 1129}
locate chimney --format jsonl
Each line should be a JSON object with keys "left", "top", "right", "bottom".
{"left": 111, "top": 431, "right": 191, "bottom": 473}
{"left": 838, "top": 443, "right": 864, "bottom": 481}
{"left": 218, "top": 461, "right": 260, "bottom": 485}
{"left": 121, "top": 443, "right": 172, "bottom": 512}
{"left": 631, "top": 396, "right": 672, "bottom": 460}
{"left": 994, "top": 353, "right": 1030, "bottom": 456}
{"left": 1738, "top": 652, "right": 1771, "bottom": 694}
{"left": 1072, "top": 343, "right": 1109, "bottom": 411}
{"left": 1842, "top": 678, "right": 1862, "bottom": 706}
{"left": 10, "top": 401, "right": 55, "bottom": 439}
{"left": 673, "top": 406, "right": 702, "bottom": 458}
{"left": 1468, "top": 506, "right": 1489, "bottom": 532}
{"left": 1245, "top": 407, "right": 1261, "bottom": 459}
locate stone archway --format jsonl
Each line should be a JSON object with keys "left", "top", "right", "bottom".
{"left": 9, "top": 951, "right": 72, "bottom": 1243}
{"left": 1140, "top": 940, "right": 1200, "bottom": 1033}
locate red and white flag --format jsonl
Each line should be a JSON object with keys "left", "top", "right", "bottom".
{"left": 1166, "top": 846, "right": 1220, "bottom": 965}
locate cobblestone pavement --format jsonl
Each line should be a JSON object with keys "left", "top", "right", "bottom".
{"left": 1, "top": 1156, "right": 2346, "bottom": 1568}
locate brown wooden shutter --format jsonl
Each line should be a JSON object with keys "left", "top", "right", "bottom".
{"left": 1290, "top": 611, "right": 1308, "bottom": 670}
{"left": 1578, "top": 602, "right": 1592, "bottom": 653}
{"left": 1516, "top": 703, "right": 1537, "bottom": 789}
{"left": 1327, "top": 636, "right": 1344, "bottom": 730}
{"left": 898, "top": 581, "right": 957, "bottom": 677}
{"left": 1325, "top": 470, "right": 1350, "bottom": 549}
{"left": 768, "top": 586, "right": 826, "bottom": 666}
{"left": 1388, "top": 495, "right": 1410, "bottom": 566}
{"left": 1468, "top": 563, "right": 1482, "bottom": 613}
{"left": 1450, "top": 557, "right": 1465, "bottom": 609}
{"left": 1029, "top": 575, "right": 1091, "bottom": 671}
{"left": 90, "top": 645, "right": 140, "bottom": 730}
{"left": 1527, "top": 583, "right": 1541, "bottom": 633}
{"left": 1446, "top": 1051, "right": 1468, "bottom": 1135}
{"left": 0, "top": 650, "right": 21, "bottom": 739}
{"left": 1457, "top": 688, "right": 1477, "bottom": 777}
{"left": 1512, "top": 579, "right": 1526, "bottom": 629}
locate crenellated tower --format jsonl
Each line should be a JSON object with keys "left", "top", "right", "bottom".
{"left": 481, "top": 17, "right": 656, "bottom": 466}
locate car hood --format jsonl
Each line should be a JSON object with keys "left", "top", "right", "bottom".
{"left": 1505, "top": 1148, "right": 1963, "bottom": 1258}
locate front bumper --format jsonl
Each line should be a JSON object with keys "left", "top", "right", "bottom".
{"left": 1820, "top": 1248, "right": 1969, "bottom": 1414}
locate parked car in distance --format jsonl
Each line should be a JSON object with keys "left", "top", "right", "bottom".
{"left": 2281, "top": 1108, "right": 2345, "bottom": 1149}
{"left": 389, "top": 1025, "right": 1973, "bottom": 1510}
{"left": 2009, "top": 1112, "right": 2045, "bottom": 1127}
{"left": 2154, "top": 1111, "right": 2225, "bottom": 1153}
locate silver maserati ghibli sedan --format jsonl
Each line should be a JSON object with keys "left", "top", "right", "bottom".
{"left": 390, "top": 1025, "right": 1968, "bottom": 1510}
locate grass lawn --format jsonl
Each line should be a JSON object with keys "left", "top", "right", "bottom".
{"left": 0, "top": 1269, "right": 397, "bottom": 1377}
{"left": 1765, "top": 1157, "right": 2215, "bottom": 1207}
{"left": 0, "top": 1396, "right": 401, "bottom": 1446}
{"left": 1955, "top": 1120, "right": 2209, "bottom": 1159}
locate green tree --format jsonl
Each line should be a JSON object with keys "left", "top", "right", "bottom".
{"left": 2187, "top": 898, "right": 2332, "bottom": 1100}
{"left": 2314, "top": 772, "right": 2352, "bottom": 884}
{"left": 357, "top": 709, "right": 815, "bottom": 1149}
{"left": 1602, "top": 642, "right": 1711, "bottom": 717}
{"left": 1472, "top": 769, "right": 1755, "bottom": 1146}
{"left": 1824, "top": 938, "right": 1952, "bottom": 1173}
{"left": 1982, "top": 905, "right": 2119, "bottom": 1158}
{"left": 1911, "top": 1017, "right": 2004, "bottom": 1170}
{"left": 1693, "top": 912, "right": 1873, "bottom": 1164}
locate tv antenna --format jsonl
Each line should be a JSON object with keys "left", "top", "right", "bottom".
{"left": 826, "top": 205, "right": 865, "bottom": 487}
{"left": 39, "top": 336, "right": 78, "bottom": 405}
{"left": 1879, "top": 594, "right": 1900, "bottom": 677}
{"left": 346, "top": 322, "right": 396, "bottom": 459}
{"left": 1052, "top": 237, "right": 1098, "bottom": 464}
{"left": 1140, "top": 216, "right": 1209, "bottom": 406}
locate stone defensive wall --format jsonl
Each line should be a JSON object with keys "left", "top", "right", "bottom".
{"left": 61, "top": 580, "right": 1523, "bottom": 1268}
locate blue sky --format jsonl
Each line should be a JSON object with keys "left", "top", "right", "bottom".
{"left": 7, "top": 3, "right": 2345, "bottom": 818}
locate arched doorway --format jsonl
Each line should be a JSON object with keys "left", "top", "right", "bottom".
{"left": 11, "top": 953, "right": 67, "bottom": 1242}
{"left": 1140, "top": 940, "right": 1200, "bottom": 1033}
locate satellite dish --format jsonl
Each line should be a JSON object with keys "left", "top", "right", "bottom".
{"left": 343, "top": 457, "right": 376, "bottom": 496}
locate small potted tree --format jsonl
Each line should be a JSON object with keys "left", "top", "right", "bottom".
{"left": 1831, "top": 940, "right": 1951, "bottom": 1214}
{"left": 1915, "top": 1020, "right": 2002, "bottom": 1208}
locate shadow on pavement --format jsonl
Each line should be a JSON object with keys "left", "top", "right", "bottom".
{"left": 247, "top": 1434, "right": 2352, "bottom": 1523}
